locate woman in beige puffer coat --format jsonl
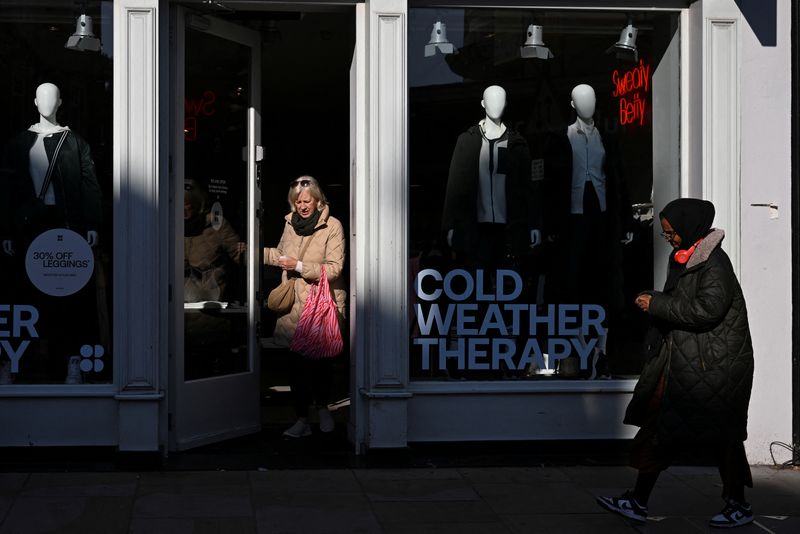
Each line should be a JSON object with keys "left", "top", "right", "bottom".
{"left": 263, "top": 176, "right": 345, "bottom": 438}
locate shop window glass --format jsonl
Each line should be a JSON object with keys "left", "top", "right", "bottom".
{"left": 182, "top": 28, "right": 251, "bottom": 381}
{"left": 409, "top": 8, "right": 679, "bottom": 381}
{"left": 0, "top": 2, "right": 113, "bottom": 385}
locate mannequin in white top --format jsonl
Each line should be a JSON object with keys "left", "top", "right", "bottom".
{"left": 569, "top": 84, "right": 633, "bottom": 245}
{"left": 555, "top": 84, "right": 634, "bottom": 379}
{"left": 443, "top": 85, "right": 541, "bottom": 253}
{"left": 2, "top": 83, "right": 99, "bottom": 256}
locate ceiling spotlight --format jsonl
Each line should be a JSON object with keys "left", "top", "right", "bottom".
{"left": 606, "top": 16, "right": 638, "bottom": 62}
{"left": 520, "top": 24, "right": 553, "bottom": 60}
{"left": 424, "top": 20, "right": 454, "bottom": 57}
{"left": 65, "top": 14, "right": 101, "bottom": 52}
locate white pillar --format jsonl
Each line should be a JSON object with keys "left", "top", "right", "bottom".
{"left": 113, "top": 0, "right": 167, "bottom": 451}
{"left": 356, "top": 0, "right": 411, "bottom": 449}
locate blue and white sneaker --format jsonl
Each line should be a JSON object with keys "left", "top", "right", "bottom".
{"left": 596, "top": 491, "right": 648, "bottom": 523}
{"left": 709, "top": 498, "right": 753, "bottom": 528}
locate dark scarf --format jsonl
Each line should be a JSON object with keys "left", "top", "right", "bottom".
{"left": 184, "top": 215, "right": 209, "bottom": 237}
{"left": 291, "top": 209, "right": 322, "bottom": 236}
{"left": 659, "top": 198, "right": 715, "bottom": 291}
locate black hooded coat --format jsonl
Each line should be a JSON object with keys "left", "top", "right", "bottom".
{"left": 624, "top": 199, "right": 754, "bottom": 446}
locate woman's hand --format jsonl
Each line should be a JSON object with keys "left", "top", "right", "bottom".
{"left": 278, "top": 255, "right": 298, "bottom": 271}
{"left": 233, "top": 242, "right": 246, "bottom": 262}
{"left": 635, "top": 293, "right": 653, "bottom": 312}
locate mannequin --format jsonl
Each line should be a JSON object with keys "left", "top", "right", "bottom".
{"left": 441, "top": 85, "right": 541, "bottom": 267}
{"left": 543, "top": 83, "right": 635, "bottom": 379}
{"left": 439, "top": 85, "right": 542, "bottom": 379}
{"left": 2, "top": 83, "right": 100, "bottom": 256}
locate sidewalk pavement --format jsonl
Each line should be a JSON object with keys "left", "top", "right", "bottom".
{"left": 0, "top": 465, "right": 798, "bottom": 533}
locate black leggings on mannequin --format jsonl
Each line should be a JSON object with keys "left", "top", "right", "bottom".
{"left": 289, "top": 354, "right": 333, "bottom": 419}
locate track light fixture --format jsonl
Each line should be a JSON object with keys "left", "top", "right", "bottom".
{"left": 520, "top": 24, "right": 553, "bottom": 60}
{"left": 606, "top": 16, "right": 638, "bottom": 62}
{"left": 424, "top": 20, "right": 454, "bottom": 57}
{"left": 65, "top": 14, "right": 101, "bottom": 52}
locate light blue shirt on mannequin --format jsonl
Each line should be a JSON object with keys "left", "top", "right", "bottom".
{"left": 567, "top": 120, "right": 607, "bottom": 214}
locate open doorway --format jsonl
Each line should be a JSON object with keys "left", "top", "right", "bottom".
{"left": 254, "top": 7, "right": 355, "bottom": 441}
{"left": 171, "top": 2, "right": 355, "bottom": 460}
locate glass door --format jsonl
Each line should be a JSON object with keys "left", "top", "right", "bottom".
{"left": 171, "top": 8, "right": 262, "bottom": 450}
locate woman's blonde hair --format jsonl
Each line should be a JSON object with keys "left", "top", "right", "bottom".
{"left": 288, "top": 175, "right": 329, "bottom": 212}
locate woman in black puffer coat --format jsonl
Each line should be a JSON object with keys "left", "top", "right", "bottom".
{"left": 597, "top": 198, "right": 755, "bottom": 529}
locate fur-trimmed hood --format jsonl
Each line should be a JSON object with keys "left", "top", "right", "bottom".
{"left": 686, "top": 228, "right": 725, "bottom": 269}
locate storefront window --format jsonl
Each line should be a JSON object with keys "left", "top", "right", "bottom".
{"left": 0, "top": 2, "right": 114, "bottom": 385}
{"left": 409, "top": 7, "right": 679, "bottom": 381}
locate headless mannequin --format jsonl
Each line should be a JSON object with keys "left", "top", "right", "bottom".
{"left": 569, "top": 84, "right": 633, "bottom": 245}
{"left": 446, "top": 85, "right": 541, "bottom": 249}
{"left": 2, "top": 83, "right": 98, "bottom": 256}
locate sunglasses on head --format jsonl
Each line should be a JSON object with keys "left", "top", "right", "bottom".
{"left": 292, "top": 179, "right": 312, "bottom": 188}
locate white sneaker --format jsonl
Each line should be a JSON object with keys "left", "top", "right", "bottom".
{"left": 318, "top": 407, "right": 335, "bottom": 433}
{"left": 65, "top": 355, "right": 83, "bottom": 385}
{"left": 282, "top": 419, "right": 312, "bottom": 438}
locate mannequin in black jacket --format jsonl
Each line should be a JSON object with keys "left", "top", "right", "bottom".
{"left": 441, "top": 85, "right": 541, "bottom": 267}
{"left": 0, "top": 82, "right": 102, "bottom": 384}
{"left": 2, "top": 82, "right": 101, "bottom": 256}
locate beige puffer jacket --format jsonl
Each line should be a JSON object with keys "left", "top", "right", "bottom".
{"left": 264, "top": 205, "right": 346, "bottom": 347}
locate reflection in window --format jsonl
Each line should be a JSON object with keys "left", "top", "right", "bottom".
{"left": 409, "top": 8, "right": 679, "bottom": 381}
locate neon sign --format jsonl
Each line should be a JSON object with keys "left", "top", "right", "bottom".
{"left": 611, "top": 59, "right": 651, "bottom": 127}
{"left": 184, "top": 90, "right": 217, "bottom": 141}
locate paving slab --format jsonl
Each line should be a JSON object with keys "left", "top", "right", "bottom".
{"left": 370, "top": 500, "right": 500, "bottom": 524}
{"left": 130, "top": 517, "right": 258, "bottom": 534}
{"left": 382, "top": 521, "right": 513, "bottom": 534}
{"left": 254, "top": 492, "right": 381, "bottom": 534}
{"left": 353, "top": 468, "right": 464, "bottom": 482}
{"left": 456, "top": 466, "right": 570, "bottom": 485}
{"left": 250, "top": 469, "right": 362, "bottom": 494}
{"left": 22, "top": 472, "right": 139, "bottom": 497}
{"left": 559, "top": 465, "right": 642, "bottom": 488}
{"left": 0, "top": 496, "right": 131, "bottom": 534}
{"left": 502, "top": 512, "right": 635, "bottom": 534}
{"left": 0, "top": 474, "right": 28, "bottom": 496}
{"left": 362, "top": 478, "right": 480, "bottom": 502}
{"left": 0, "top": 498, "right": 13, "bottom": 528}
{"left": 477, "top": 482, "right": 599, "bottom": 515}
{"left": 138, "top": 471, "right": 249, "bottom": 487}
{"left": 132, "top": 493, "right": 253, "bottom": 518}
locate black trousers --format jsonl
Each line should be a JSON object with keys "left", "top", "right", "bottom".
{"left": 289, "top": 353, "right": 334, "bottom": 418}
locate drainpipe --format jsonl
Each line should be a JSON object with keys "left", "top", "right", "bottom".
{"left": 793, "top": 0, "right": 800, "bottom": 467}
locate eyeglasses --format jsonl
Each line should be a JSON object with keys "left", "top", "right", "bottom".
{"left": 291, "top": 179, "right": 312, "bottom": 188}
{"left": 660, "top": 230, "right": 677, "bottom": 240}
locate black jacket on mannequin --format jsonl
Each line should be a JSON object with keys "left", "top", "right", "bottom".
{"left": 3, "top": 129, "right": 101, "bottom": 242}
{"left": 441, "top": 125, "right": 537, "bottom": 258}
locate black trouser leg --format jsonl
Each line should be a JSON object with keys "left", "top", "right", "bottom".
{"left": 633, "top": 470, "right": 661, "bottom": 506}
{"left": 310, "top": 358, "right": 333, "bottom": 409}
{"left": 717, "top": 441, "right": 752, "bottom": 503}
{"left": 290, "top": 353, "right": 312, "bottom": 419}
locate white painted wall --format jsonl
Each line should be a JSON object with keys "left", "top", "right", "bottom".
{"left": 735, "top": 0, "right": 793, "bottom": 465}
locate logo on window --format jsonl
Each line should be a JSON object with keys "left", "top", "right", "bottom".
{"left": 78, "top": 344, "right": 105, "bottom": 372}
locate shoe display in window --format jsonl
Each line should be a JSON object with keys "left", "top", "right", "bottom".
{"left": 64, "top": 355, "right": 83, "bottom": 385}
